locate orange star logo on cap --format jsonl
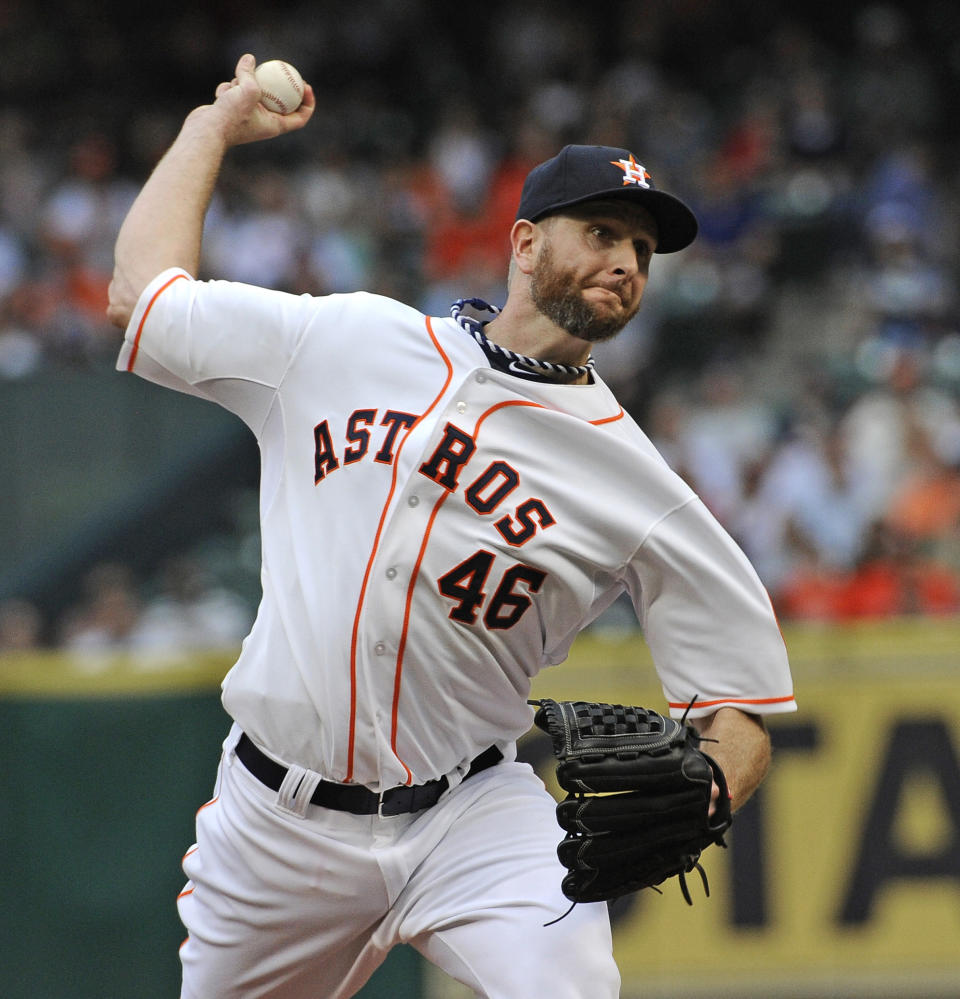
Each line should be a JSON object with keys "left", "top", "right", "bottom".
{"left": 611, "top": 154, "right": 651, "bottom": 188}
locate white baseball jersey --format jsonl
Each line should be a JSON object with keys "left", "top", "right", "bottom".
{"left": 118, "top": 268, "right": 795, "bottom": 792}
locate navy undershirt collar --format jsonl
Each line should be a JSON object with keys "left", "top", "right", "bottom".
{"left": 451, "top": 298, "right": 595, "bottom": 384}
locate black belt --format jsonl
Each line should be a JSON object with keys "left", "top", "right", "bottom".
{"left": 235, "top": 733, "right": 503, "bottom": 816}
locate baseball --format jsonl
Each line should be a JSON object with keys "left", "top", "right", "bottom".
{"left": 254, "top": 60, "right": 305, "bottom": 115}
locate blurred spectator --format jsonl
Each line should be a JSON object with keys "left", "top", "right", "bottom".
{"left": 0, "top": 224, "right": 27, "bottom": 302}
{"left": 644, "top": 386, "right": 698, "bottom": 489}
{"left": 0, "top": 598, "right": 43, "bottom": 652}
{"left": 785, "top": 68, "right": 845, "bottom": 161}
{"left": 0, "top": 110, "right": 51, "bottom": 243}
{"left": 884, "top": 425, "right": 960, "bottom": 568}
{"left": 37, "top": 130, "right": 139, "bottom": 362}
{"left": 779, "top": 521, "right": 960, "bottom": 620}
{"left": 838, "top": 521, "right": 960, "bottom": 618}
{"left": 671, "top": 363, "right": 778, "bottom": 524}
{"left": 855, "top": 195, "right": 955, "bottom": 344}
{"left": 776, "top": 553, "right": 851, "bottom": 622}
{"left": 860, "top": 143, "right": 946, "bottom": 259}
{"left": 766, "top": 420, "right": 875, "bottom": 573}
{"left": 727, "top": 450, "right": 795, "bottom": 595}
{"left": 131, "top": 554, "right": 251, "bottom": 654}
{"left": 844, "top": 3, "right": 941, "bottom": 153}
{"left": 38, "top": 131, "right": 134, "bottom": 277}
{"left": 0, "top": 294, "right": 43, "bottom": 379}
{"left": 839, "top": 347, "right": 960, "bottom": 521}
{"left": 203, "top": 167, "right": 306, "bottom": 290}
{"left": 59, "top": 561, "right": 143, "bottom": 655}
{"left": 56, "top": 554, "right": 252, "bottom": 663}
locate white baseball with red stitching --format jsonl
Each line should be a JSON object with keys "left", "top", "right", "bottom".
{"left": 254, "top": 60, "right": 304, "bottom": 115}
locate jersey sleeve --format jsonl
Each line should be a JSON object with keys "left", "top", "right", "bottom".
{"left": 626, "top": 495, "right": 796, "bottom": 719}
{"left": 116, "top": 268, "right": 319, "bottom": 431}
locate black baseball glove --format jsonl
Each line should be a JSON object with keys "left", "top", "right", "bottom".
{"left": 532, "top": 697, "right": 732, "bottom": 905}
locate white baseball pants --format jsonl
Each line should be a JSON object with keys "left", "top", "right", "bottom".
{"left": 177, "top": 726, "right": 620, "bottom": 999}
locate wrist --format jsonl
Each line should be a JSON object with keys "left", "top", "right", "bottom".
{"left": 181, "top": 105, "right": 234, "bottom": 151}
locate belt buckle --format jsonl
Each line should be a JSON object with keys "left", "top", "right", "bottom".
{"left": 378, "top": 786, "right": 403, "bottom": 817}
{"left": 378, "top": 778, "right": 446, "bottom": 817}
{"left": 379, "top": 785, "right": 413, "bottom": 817}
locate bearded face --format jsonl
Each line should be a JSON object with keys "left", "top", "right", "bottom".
{"left": 528, "top": 237, "right": 642, "bottom": 344}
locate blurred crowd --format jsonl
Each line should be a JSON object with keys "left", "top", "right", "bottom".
{"left": 0, "top": 556, "right": 253, "bottom": 662}
{"left": 2, "top": 0, "right": 960, "bottom": 655}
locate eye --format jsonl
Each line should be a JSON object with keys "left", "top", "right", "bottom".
{"left": 634, "top": 240, "right": 653, "bottom": 261}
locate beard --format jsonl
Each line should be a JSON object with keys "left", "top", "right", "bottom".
{"left": 529, "top": 239, "right": 639, "bottom": 343}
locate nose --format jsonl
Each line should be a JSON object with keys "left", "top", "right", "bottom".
{"left": 609, "top": 238, "right": 640, "bottom": 278}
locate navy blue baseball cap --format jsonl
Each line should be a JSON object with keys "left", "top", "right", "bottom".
{"left": 515, "top": 144, "right": 698, "bottom": 253}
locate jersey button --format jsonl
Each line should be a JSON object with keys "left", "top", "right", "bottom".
{"left": 456, "top": 401, "right": 467, "bottom": 414}
{"left": 476, "top": 373, "right": 487, "bottom": 384}
{"left": 385, "top": 567, "right": 397, "bottom": 580}
{"left": 408, "top": 495, "right": 420, "bottom": 507}
{"left": 374, "top": 641, "right": 387, "bottom": 656}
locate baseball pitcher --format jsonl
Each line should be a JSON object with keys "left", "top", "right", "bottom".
{"left": 107, "top": 54, "right": 795, "bottom": 999}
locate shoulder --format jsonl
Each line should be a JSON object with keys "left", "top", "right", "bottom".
{"left": 316, "top": 290, "right": 423, "bottom": 317}
{"left": 286, "top": 289, "right": 427, "bottom": 333}
{"left": 181, "top": 283, "right": 427, "bottom": 340}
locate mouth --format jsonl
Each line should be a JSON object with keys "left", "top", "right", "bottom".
{"left": 587, "top": 286, "right": 628, "bottom": 309}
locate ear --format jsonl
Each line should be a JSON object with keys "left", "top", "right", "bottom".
{"left": 509, "top": 219, "right": 541, "bottom": 277}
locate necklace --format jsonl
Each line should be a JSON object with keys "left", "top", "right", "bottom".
{"left": 451, "top": 299, "right": 595, "bottom": 382}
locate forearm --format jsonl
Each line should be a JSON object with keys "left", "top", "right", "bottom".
{"left": 692, "top": 706, "right": 771, "bottom": 812}
{"left": 107, "top": 53, "right": 315, "bottom": 330}
{"left": 107, "top": 109, "right": 229, "bottom": 327}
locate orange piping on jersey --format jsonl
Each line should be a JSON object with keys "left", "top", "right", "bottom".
{"left": 177, "top": 886, "right": 195, "bottom": 901}
{"left": 474, "top": 398, "right": 545, "bottom": 430}
{"left": 345, "top": 314, "right": 454, "bottom": 783}
{"left": 470, "top": 397, "right": 620, "bottom": 433}
{"left": 124, "top": 272, "right": 190, "bottom": 372}
{"left": 388, "top": 398, "right": 546, "bottom": 782}
{"left": 590, "top": 406, "right": 625, "bottom": 426}
{"left": 391, "top": 487, "right": 454, "bottom": 784}
{"left": 178, "top": 798, "right": 217, "bottom": 864}
{"left": 668, "top": 694, "right": 796, "bottom": 711}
